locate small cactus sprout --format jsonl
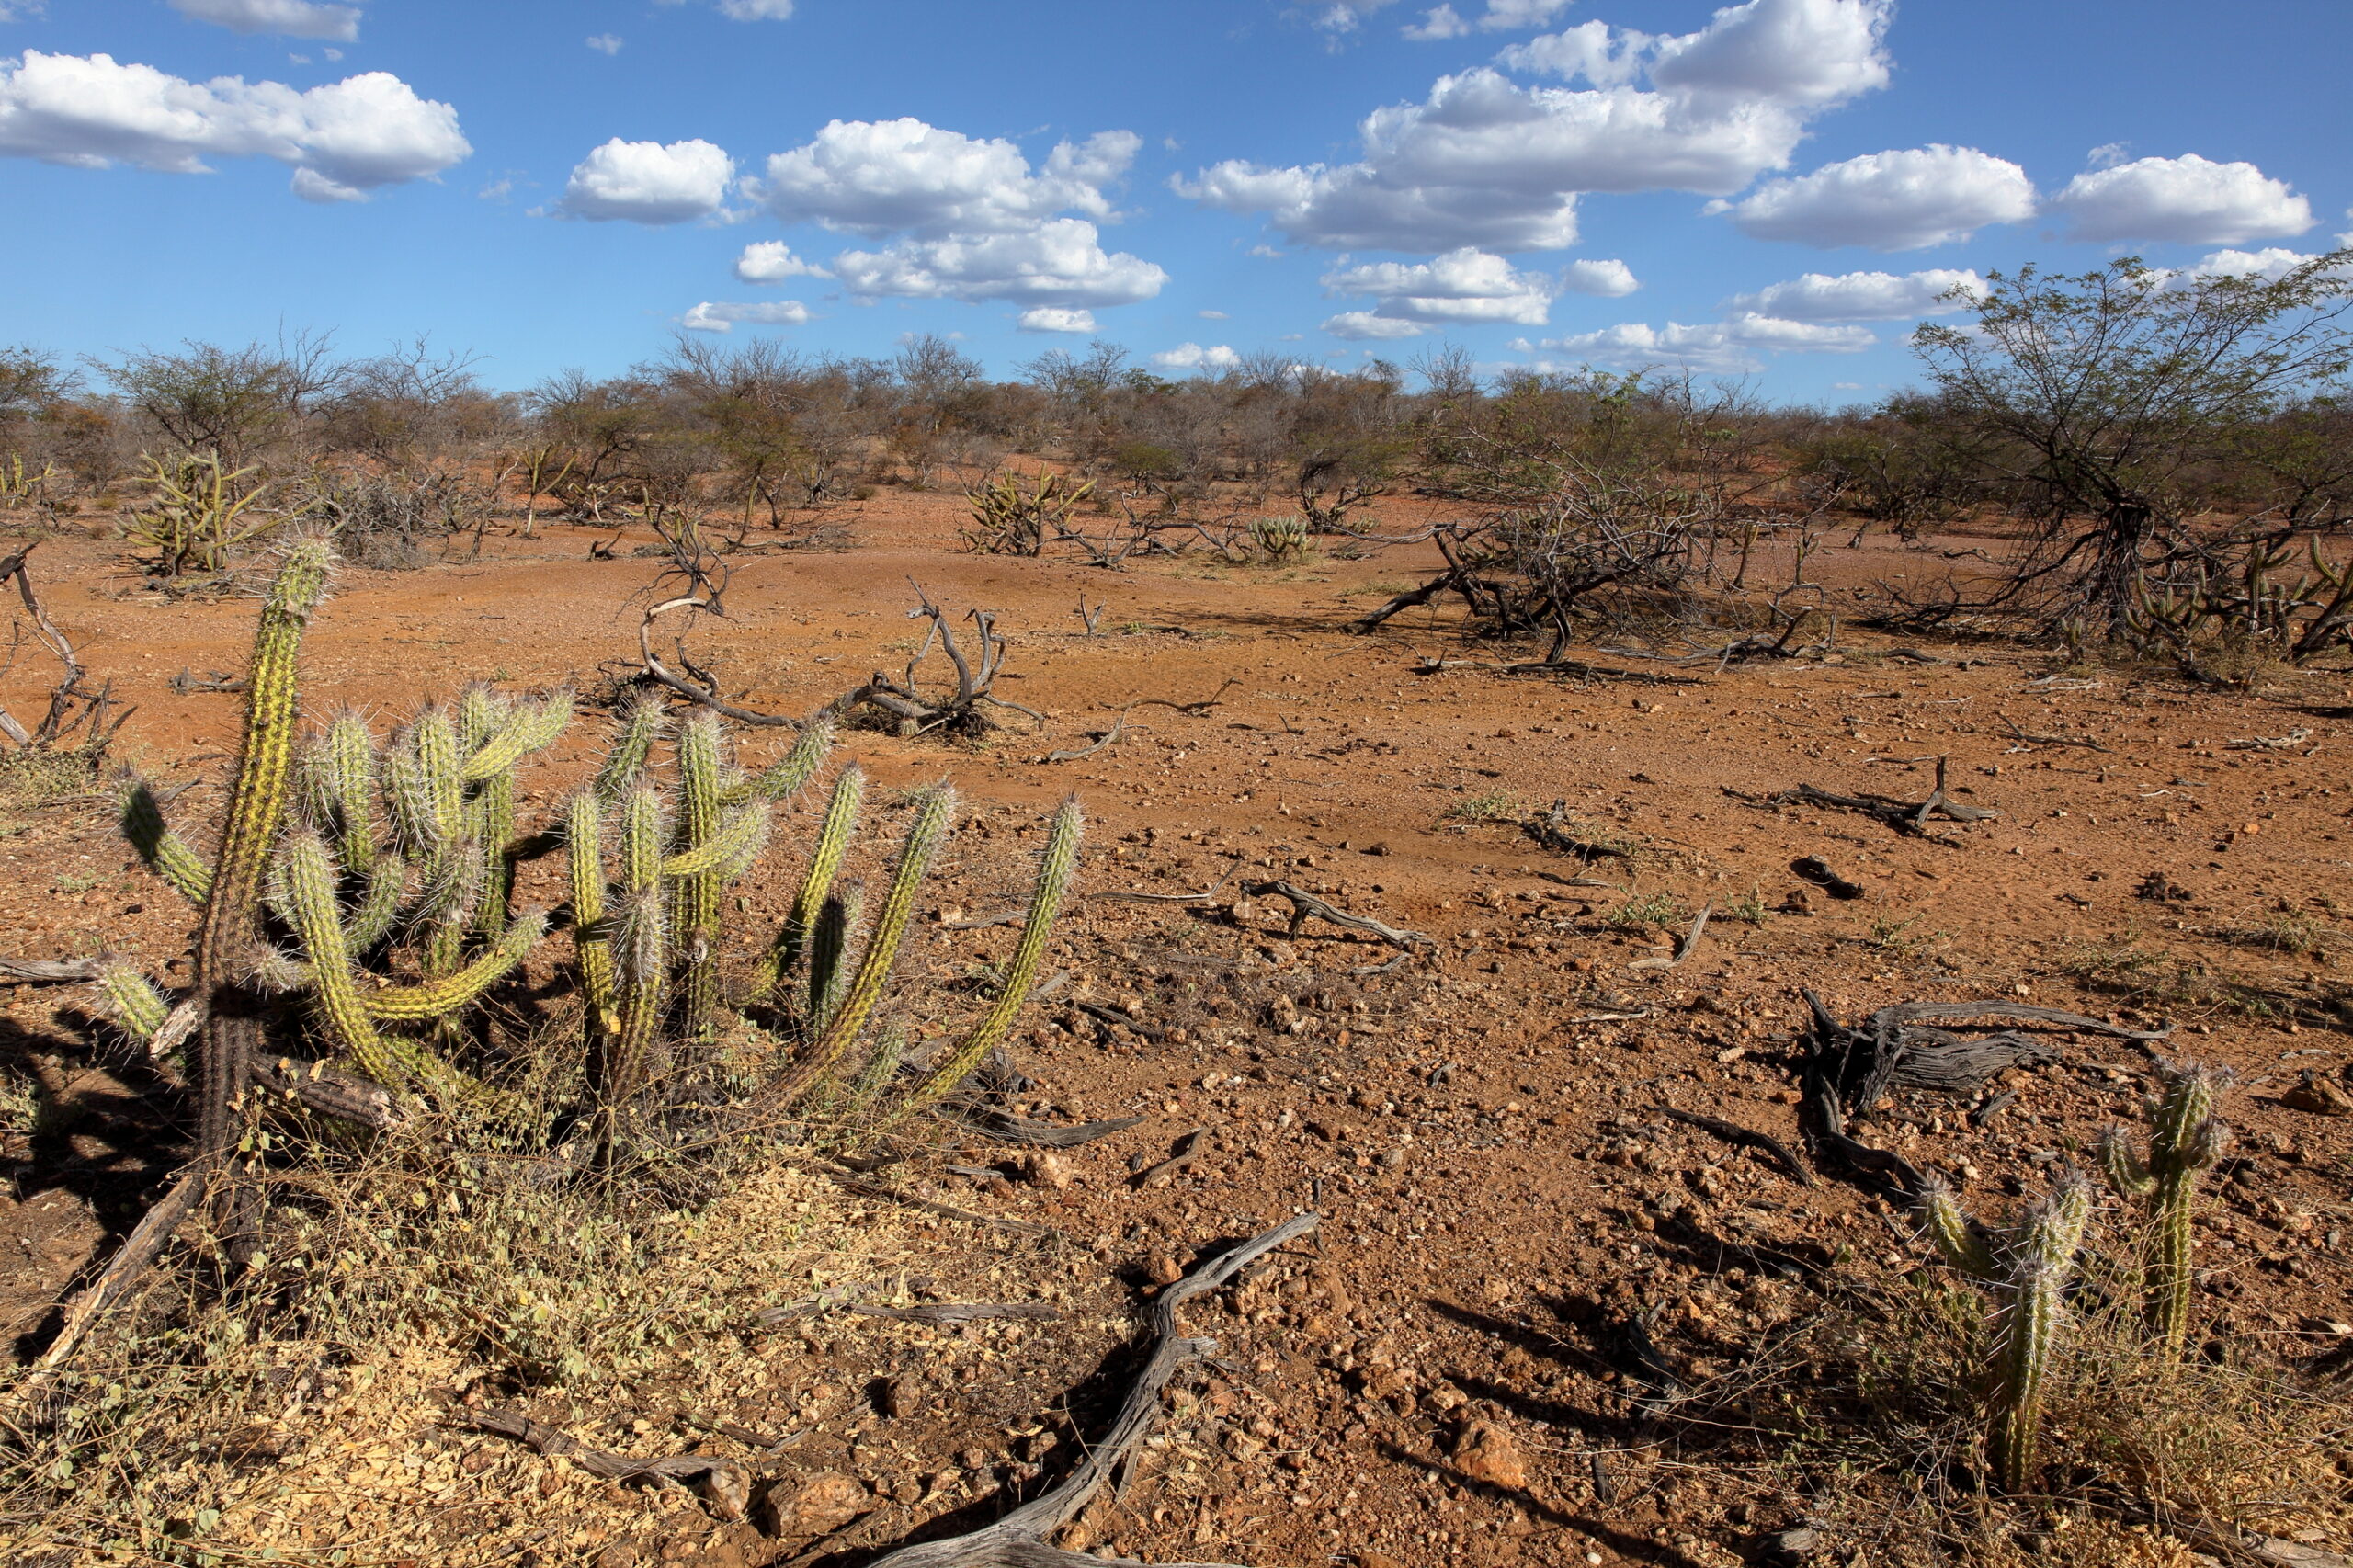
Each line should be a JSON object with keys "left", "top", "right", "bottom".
{"left": 1919, "top": 1173, "right": 2094, "bottom": 1494}
{"left": 2101, "top": 1061, "right": 2234, "bottom": 1354}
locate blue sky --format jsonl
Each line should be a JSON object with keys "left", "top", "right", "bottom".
{"left": 4, "top": 0, "right": 2349, "bottom": 402}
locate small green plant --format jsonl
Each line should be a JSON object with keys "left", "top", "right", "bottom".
{"left": 2100, "top": 1061, "right": 2233, "bottom": 1356}
{"left": 1443, "top": 790, "right": 1526, "bottom": 824}
{"left": 1918, "top": 1173, "right": 2095, "bottom": 1493}
{"left": 1724, "top": 884, "right": 1773, "bottom": 926}
{"left": 121, "top": 452, "right": 282, "bottom": 575}
{"left": 1606, "top": 892, "right": 1681, "bottom": 931}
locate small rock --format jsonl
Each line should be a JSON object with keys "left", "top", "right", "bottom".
{"left": 1019, "top": 1152, "right": 1074, "bottom": 1188}
{"left": 1752, "top": 1527, "right": 1826, "bottom": 1565}
{"left": 2282, "top": 1070, "right": 2351, "bottom": 1117}
{"left": 1451, "top": 1421, "right": 1528, "bottom": 1491}
{"left": 756, "top": 1472, "right": 867, "bottom": 1538}
{"left": 697, "top": 1464, "right": 751, "bottom": 1524}
{"left": 875, "top": 1376, "right": 920, "bottom": 1419}
{"left": 1144, "top": 1254, "right": 1185, "bottom": 1286}
{"left": 1359, "top": 1553, "right": 1405, "bottom": 1568}
{"left": 593, "top": 1548, "right": 641, "bottom": 1568}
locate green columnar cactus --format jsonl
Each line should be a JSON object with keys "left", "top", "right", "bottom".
{"left": 94, "top": 963, "right": 170, "bottom": 1048}
{"left": 567, "top": 791, "right": 619, "bottom": 1042}
{"left": 755, "top": 764, "right": 866, "bottom": 1005}
{"left": 844, "top": 1023, "right": 904, "bottom": 1118}
{"left": 672, "top": 712, "right": 725, "bottom": 1038}
{"left": 188, "top": 541, "right": 330, "bottom": 1176}
{"left": 305, "top": 710, "right": 379, "bottom": 875}
{"left": 595, "top": 693, "right": 667, "bottom": 805}
{"left": 725, "top": 714, "right": 835, "bottom": 806}
{"left": 900, "top": 797, "right": 1083, "bottom": 1116}
{"left": 1920, "top": 1175, "right": 2094, "bottom": 1494}
{"left": 122, "top": 780, "right": 213, "bottom": 905}
{"left": 805, "top": 880, "right": 865, "bottom": 1037}
{"left": 602, "top": 786, "right": 669, "bottom": 1127}
{"left": 772, "top": 785, "right": 954, "bottom": 1108}
{"left": 2101, "top": 1062, "right": 2233, "bottom": 1355}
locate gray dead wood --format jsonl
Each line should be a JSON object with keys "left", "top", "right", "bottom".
{"left": 1656, "top": 1106, "right": 1814, "bottom": 1187}
{"left": 1774, "top": 756, "right": 1995, "bottom": 839}
{"left": 1240, "top": 880, "right": 1431, "bottom": 950}
{"left": 960, "top": 1109, "right": 1145, "bottom": 1148}
{"left": 0, "top": 953, "right": 119, "bottom": 983}
{"left": 451, "top": 1407, "right": 751, "bottom": 1522}
{"left": 1522, "top": 801, "right": 1634, "bottom": 862}
{"left": 821, "top": 1169, "right": 1064, "bottom": 1242}
{"left": 252, "top": 1054, "right": 406, "bottom": 1129}
{"left": 861, "top": 1213, "right": 1320, "bottom": 1568}
{"left": 636, "top": 594, "right": 806, "bottom": 729}
{"left": 17, "top": 1166, "right": 208, "bottom": 1401}
{"left": 847, "top": 1301, "right": 1062, "bottom": 1324}
{"left": 1995, "top": 714, "right": 2112, "bottom": 753}
{"left": 1804, "top": 989, "right": 2171, "bottom": 1122}
{"left": 1043, "top": 712, "right": 1126, "bottom": 764}
{"left": 1629, "top": 904, "right": 1711, "bottom": 972}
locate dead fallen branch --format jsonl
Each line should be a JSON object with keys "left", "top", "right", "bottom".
{"left": 1769, "top": 756, "right": 1995, "bottom": 839}
{"left": 1087, "top": 861, "right": 1240, "bottom": 906}
{"left": 958, "top": 1109, "right": 1145, "bottom": 1148}
{"left": 847, "top": 1301, "right": 1062, "bottom": 1325}
{"left": 635, "top": 594, "right": 804, "bottom": 729}
{"left": 1522, "top": 801, "right": 1634, "bottom": 862}
{"left": 1629, "top": 904, "right": 1711, "bottom": 972}
{"left": 1041, "top": 711, "right": 1126, "bottom": 764}
{"left": 1122, "top": 678, "right": 1242, "bottom": 716}
{"left": 819, "top": 1169, "right": 1063, "bottom": 1243}
{"left": 1995, "top": 713, "right": 2112, "bottom": 753}
{"left": 251, "top": 1053, "right": 407, "bottom": 1130}
{"left": 0, "top": 953, "right": 119, "bottom": 984}
{"left": 1802, "top": 989, "right": 2169, "bottom": 1123}
{"left": 1655, "top": 1106, "right": 1814, "bottom": 1187}
{"left": 1239, "top": 881, "right": 1432, "bottom": 951}
{"left": 861, "top": 1213, "right": 1320, "bottom": 1568}
{"left": 449, "top": 1407, "right": 751, "bottom": 1523}
{"left": 837, "top": 584, "right": 1042, "bottom": 736}
{"left": 17, "top": 1167, "right": 208, "bottom": 1402}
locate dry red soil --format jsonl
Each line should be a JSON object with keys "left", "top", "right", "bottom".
{"left": 3, "top": 493, "right": 2348, "bottom": 1567}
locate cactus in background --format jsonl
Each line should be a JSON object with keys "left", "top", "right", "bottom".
{"left": 2101, "top": 1062, "right": 2233, "bottom": 1355}
{"left": 1919, "top": 1174, "right": 2094, "bottom": 1494}
{"left": 900, "top": 796, "right": 1082, "bottom": 1116}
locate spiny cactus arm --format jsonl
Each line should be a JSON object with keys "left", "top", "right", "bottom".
{"left": 2150, "top": 1062, "right": 2230, "bottom": 1176}
{"left": 674, "top": 712, "right": 726, "bottom": 1034}
{"left": 459, "top": 692, "right": 574, "bottom": 784}
{"left": 411, "top": 710, "right": 465, "bottom": 854}
{"left": 899, "top": 796, "right": 1082, "bottom": 1117}
{"left": 774, "top": 785, "right": 953, "bottom": 1108}
{"left": 120, "top": 780, "right": 212, "bottom": 905}
{"left": 806, "top": 881, "right": 865, "bottom": 1036}
{"left": 1917, "top": 1176, "right": 1999, "bottom": 1281}
{"left": 618, "top": 785, "right": 665, "bottom": 894}
{"left": 359, "top": 910, "right": 548, "bottom": 1020}
{"left": 341, "top": 855, "right": 410, "bottom": 952}
{"left": 457, "top": 683, "right": 508, "bottom": 754}
{"left": 844, "top": 1024, "right": 906, "bottom": 1119}
{"left": 661, "top": 802, "right": 772, "bottom": 880}
{"left": 1993, "top": 1259, "right": 2064, "bottom": 1494}
{"left": 726, "top": 714, "right": 836, "bottom": 805}
{"left": 2097, "top": 1127, "right": 2154, "bottom": 1198}
{"left": 470, "top": 771, "right": 517, "bottom": 938}
{"left": 567, "top": 791, "right": 619, "bottom": 1038}
{"left": 384, "top": 742, "right": 441, "bottom": 862}
{"left": 92, "top": 964, "right": 170, "bottom": 1047}
{"left": 607, "top": 884, "right": 669, "bottom": 1111}
{"left": 754, "top": 764, "right": 865, "bottom": 998}
{"left": 319, "top": 711, "right": 379, "bottom": 873}
{"left": 594, "top": 694, "right": 667, "bottom": 805}
{"left": 277, "top": 829, "right": 414, "bottom": 1091}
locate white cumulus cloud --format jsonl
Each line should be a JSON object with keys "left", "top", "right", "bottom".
{"left": 718, "top": 0, "right": 793, "bottom": 15}
{"left": 585, "top": 33, "right": 623, "bottom": 54}
{"left": 1404, "top": 0, "right": 1577, "bottom": 39}
{"left": 1018, "top": 307, "right": 1097, "bottom": 333}
{"left": 733, "top": 240, "right": 828, "bottom": 282}
{"left": 1722, "top": 267, "right": 1983, "bottom": 320}
{"left": 750, "top": 120, "right": 1138, "bottom": 238}
{"left": 1563, "top": 256, "right": 1639, "bottom": 295}
{"left": 681, "top": 300, "right": 810, "bottom": 333}
{"left": 830, "top": 219, "right": 1167, "bottom": 308}
{"left": 1321, "top": 246, "right": 1557, "bottom": 335}
{"left": 1183, "top": 0, "right": 1893, "bottom": 252}
{"left": 0, "top": 51, "right": 468, "bottom": 200}
{"left": 1716, "top": 143, "right": 2035, "bottom": 249}
{"left": 553, "top": 137, "right": 733, "bottom": 223}
{"left": 1541, "top": 311, "right": 1871, "bottom": 373}
{"left": 169, "top": 0, "right": 361, "bottom": 41}
{"left": 2046, "top": 153, "right": 2312, "bottom": 245}
{"left": 1153, "top": 342, "right": 1243, "bottom": 372}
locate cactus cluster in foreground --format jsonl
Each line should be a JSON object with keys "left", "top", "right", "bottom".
{"left": 2101, "top": 1061, "right": 2234, "bottom": 1354}
{"left": 103, "top": 545, "right": 1085, "bottom": 1202}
